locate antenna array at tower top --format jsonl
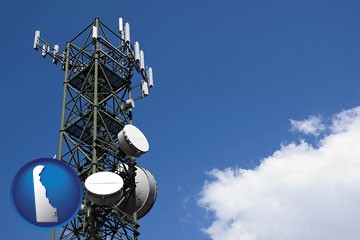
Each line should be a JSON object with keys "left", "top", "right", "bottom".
{"left": 34, "top": 17, "right": 154, "bottom": 101}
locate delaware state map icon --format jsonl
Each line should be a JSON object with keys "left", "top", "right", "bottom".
{"left": 11, "top": 158, "right": 83, "bottom": 229}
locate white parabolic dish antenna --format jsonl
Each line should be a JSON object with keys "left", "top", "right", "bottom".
{"left": 85, "top": 172, "right": 124, "bottom": 206}
{"left": 119, "top": 165, "right": 157, "bottom": 219}
{"left": 118, "top": 124, "right": 149, "bottom": 157}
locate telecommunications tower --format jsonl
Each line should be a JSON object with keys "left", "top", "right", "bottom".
{"left": 33, "top": 17, "right": 157, "bottom": 240}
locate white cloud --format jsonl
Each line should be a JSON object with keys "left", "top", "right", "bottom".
{"left": 289, "top": 115, "right": 325, "bottom": 136}
{"left": 199, "top": 106, "right": 360, "bottom": 240}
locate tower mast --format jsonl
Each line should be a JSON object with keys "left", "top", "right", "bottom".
{"left": 34, "top": 17, "right": 156, "bottom": 240}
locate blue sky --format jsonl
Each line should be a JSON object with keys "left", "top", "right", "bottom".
{"left": 1, "top": 0, "right": 360, "bottom": 239}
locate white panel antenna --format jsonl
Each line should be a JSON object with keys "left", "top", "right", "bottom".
{"left": 92, "top": 26, "right": 98, "bottom": 39}
{"left": 121, "top": 99, "right": 135, "bottom": 111}
{"left": 141, "top": 80, "right": 149, "bottom": 97}
{"left": 146, "top": 67, "right": 154, "bottom": 88}
{"left": 33, "top": 30, "right": 40, "bottom": 50}
{"left": 42, "top": 44, "right": 48, "bottom": 57}
{"left": 124, "top": 23, "right": 130, "bottom": 43}
{"left": 125, "top": 99, "right": 135, "bottom": 109}
{"left": 118, "top": 17, "right": 123, "bottom": 32}
{"left": 134, "top": 41, "right": 140, "bottom": 62}
{"left": 140, "top": 50, "right": 145, "bottom": 71}
{"left": 53, "top": 44, "right": 59, "bottom": 64}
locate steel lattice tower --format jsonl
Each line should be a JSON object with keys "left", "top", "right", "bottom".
{"left": 34, "top": 17, "right": 154, "bottom": 240}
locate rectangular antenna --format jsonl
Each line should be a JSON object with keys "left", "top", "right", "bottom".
{"left": 33, "top": 30, "right": 40, "bottom": 50}
{"left": 134, "top": 41, "right": 140, "bottom": 62}
{"left": 53, "top": 44, "right": 59, "bottom": 64}
{"left": 92, "top": 26, "right": 98, "bottom": 39}
{"left": 119, "top": 18, "right": 123, "bottom": 32}
{"left": 147, "top": 67, "right": 154, "bottom": 88}
{"left": 141, "top": 80, "right": 149, "bottom": 97}
{"left": 124, "top": 23, "right": 130, "bottom": 43}
{"left": 140, "top": 50, "right": 145, "bottom": 71}
{"left": 42, "top": 44, "right": 48, "bottom": 57}
{"left": 125, "top": 99, "right": 135, "bottom": 109}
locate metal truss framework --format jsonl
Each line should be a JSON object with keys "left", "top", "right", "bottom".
{"left": 35, "top": 17, "right": 152, "bottom": 240}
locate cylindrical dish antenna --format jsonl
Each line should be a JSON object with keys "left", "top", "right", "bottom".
{"left": 85, "top": 171, "right": 124, "bottom": 206}
{"left": 118, "top": 124, "right": 149, "bottom": 157}
{"left": 119, "top": 165, "right": 157, "bottom": 219}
